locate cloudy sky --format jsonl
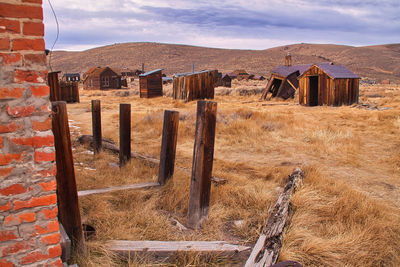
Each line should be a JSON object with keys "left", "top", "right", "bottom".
{"left": 43, "top": 0, "right": 399, "bottom": 51}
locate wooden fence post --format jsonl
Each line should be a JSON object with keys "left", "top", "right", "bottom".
{"left": 51, "top": 101, "right": 84, "bottom": 252}
{"left": 91, "top": 100, "right": 102, "bottom": 154}
{"left": 187, "top": 101, "right": 217, "bottom": 229}
{"left": 119, "top": 103, "right": 131, "bottom": 166}
{"left": 48, "top": 71, "right": 61, "bottom": 102}
{"left": 158, "top": 110, "right": 179, "bottom": 185}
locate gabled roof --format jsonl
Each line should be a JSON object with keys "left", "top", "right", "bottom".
{"left": 83, "top": 67, "right": 119, "bottom": 81}
{"left": 222, "top": 74, "right": 231, "bottom": 79}
{"left": 140, "top": 68, "right": 163, "bottom": 77}
{"left": 271, "top": 64, "right": 312, "bottom": 77}
{"left": 316, "top": 63, "right": 360, "bottom": 79}
{"left": 226, "top": 72, "right": 237, "bottom": 78}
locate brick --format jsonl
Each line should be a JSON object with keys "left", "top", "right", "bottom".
{"left": 41, "top": 233, "right": 60, "bottom": 245}
{"left": 23, "top": 22, "right": 44, "bottom": 36}
{"left": 14, "top": 69, "right": 45, "bottom": 83}
{"left": 0, "top": 18, "right": 20, "bottom": 34}
{"left": 0, "top": 122, "right": 21, "bottom": 133}
{"left": 4, "top": 212, "right": 36, "bottom": 226}
{"left": 45, "top": 258, "right": 63, "bottom": 267}
{"left": 31, "top": 85, "right": 49, "bottom": 97}
{"left": 0, "top": 259, "right": 14, "bottom": 267}
{"left": 0, "top": 153, "right": 22, "bottom": 166}
{"left": 12, "top": 38, "right": 44, "bottom": 51}
{"left": 0, "top": 137, "right": 3, "bottom": 148}
{"left": 0, "top": 37, "right": 10, "bottom": 50}
{"left": 39, "top": 180, "right": 57, "bottom": 192}
{"left": 0, "top": 184, "right": 27, "bottom": 196}
{"left": 0, "top": 230, "right": 17, "bottom": 242}
{"left": 0, "top": 202, "right": 11, "bottom": 212}
{"left": 24, "top": 53, "right": 46, "bottom": 66}
{"left": 0, "top": 53, "right": 22, "bottom": 66}
{"left": 35, "top": 220, "right": 59, "bottom": 235}
{"left": 38, "top": 206, "right": 57, "bottom": 219}
{"left": 0, "top": 3, "right": 43, "bottom": 20}
{"left": 0, "top": 87, "right": 24, "bottom": 99}
{"left": 35, "top": 165, "right": 56, "bottom": 177}
{"left": 6, "top": 105, "right": 35, "bottom": 118}
{"left": 11, "top": 136, "right": 54, "bottom": 148}
{"left": 20, "top": 251, "right": 49, "bottom": 265}
{"left": 0, "top": 168, "right": 13, "bottom": 178}
{"left": 34, "top": 151, "right": 55, "bottom": 162}
{"left": 32, "top": 117, "right": 52, "bottom": 131}
{"left": 14, "top": 194, "right": 57, "bottom": 210}
{"left": 1, "top": 240, "right": 32, "bottom": 257}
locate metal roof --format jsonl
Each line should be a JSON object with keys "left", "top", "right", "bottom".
{"left": 316, "top": 63, "right": 360, "bottom": 79}
{"left": 271, "top": 64, "right": 312, "bottom": 77}
{"left": 139, "top": 69, "right": 163, "bottom": 76}
{"left": 173, "top": 70, "right": 212, "bottom": 77}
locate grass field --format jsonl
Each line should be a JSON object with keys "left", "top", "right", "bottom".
{"left": 66, "top": 81, "right": 400, "bottom": 266}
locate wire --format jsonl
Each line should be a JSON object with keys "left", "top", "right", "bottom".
{"left": 47, "top": 0, "right": 59, "bottom": 72}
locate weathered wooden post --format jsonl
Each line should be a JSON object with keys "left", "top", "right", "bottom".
{"left": 48, "top": 71, "right": 61, "bottom": 102}
{"left": 187, "top": 101, "right": 217, "bottom": 229}
{"left": 119, "top": 103, "right": 131, "bottom": 166}
{"left": 51, "top": 101, "right": 84, "bottom": 252}
{"left": 91, "top": 100, "right": 102, "bottom": 154}
{"left": 158, "top": 110, "right": 179, "bottom": 185}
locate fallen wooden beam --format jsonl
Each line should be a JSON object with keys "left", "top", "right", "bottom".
{"left": 77, "top": 135, "right": 227, "bottom": 185}
{"left": 78, "top": 182, "right": 160, "bottom": 197}
{"left": 107, "top": 240, "right": 250, "bottom": 257}
{"left": 244, "top": 168, "right": 304, "bottom": 267}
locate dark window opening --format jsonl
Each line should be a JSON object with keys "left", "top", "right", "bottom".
{"left": 309, "top": 76, "right": 319, "bottom": 106}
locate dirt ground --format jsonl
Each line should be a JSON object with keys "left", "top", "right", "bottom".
{"left": 66, "top": 80, "right": 400, "bottom": 266}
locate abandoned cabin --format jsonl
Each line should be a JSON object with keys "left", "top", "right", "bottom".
{"left": 83, "top": 67, "right": 122, "bottom": 90}
{"left": 298, "top": 63, "right": 359, "bottom": 106}
{"left": 233, "top": 69, "right": 250, "bottom": 80}
{"left": 139, "top": 69, "right": 163, "bottom": 98}
{"left": 221, "top": 74, "right": 232, "bottom": 87}
{"left": 252, "top": 75, "right": 265, "bottom": 81}
{"left": 173, "top": 70, "right": 216, "bottom": 101}
{"left": 226, "top": 72, "right": 237, "bottom": 80}
{"left": 63, "top": 73, "right": 80, "bottom": 82}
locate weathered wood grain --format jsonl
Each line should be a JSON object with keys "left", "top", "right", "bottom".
{"left": 119, "top": 103, "right": 131, "bottom": 166}
{"left": 244, "top": 168, "right": 304, "bottom": 267}
{"left": 91, "top": 100, "right": 102, "bottom": 154}
{"left": 78, "top": 182, "right": 160, "bottom": 197}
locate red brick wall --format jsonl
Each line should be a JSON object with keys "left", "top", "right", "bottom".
{"left": 0, "top": 1, "right": 62, "bottom": 266}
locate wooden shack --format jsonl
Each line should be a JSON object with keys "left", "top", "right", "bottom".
{"left": 83, "top": 67, "right": 121, "bottom": 90}
{"left": 63, "top": 73, "right": 80, "bottom": 82}
{"left": 233, "top": 69, "right": 250, "bottom": 80}
{"left": 139, "top": 69, "right": 163, "bottom": 98}
{"left": 221, "top": 74, "right": 232, "bottom": 87}
{"left": 298, "top": 63, "right": 359, "bottom": 106}
{"left": 172, "top": 70, "right": 216, "bottom": 101}
{"left": 261, "top": 64, "right": 312, "bottom": 100}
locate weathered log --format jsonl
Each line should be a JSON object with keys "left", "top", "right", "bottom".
{"left": 244, "top": 168, "right": 304, "bottom": 267}
{"left": 77, "top": 135, "right": 226, "bottom": 184}
{"left": 78, "top": 182, "right": 160, "bottom": 197}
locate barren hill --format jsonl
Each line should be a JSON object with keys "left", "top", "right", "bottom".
{"left": 51, "top": 42, "right": 400, "bottom": 82}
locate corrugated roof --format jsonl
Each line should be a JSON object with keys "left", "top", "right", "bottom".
{"left": 317, "top": 63, "right": 360, "bottom": 79}
{"left": 140, "top": 69, "right": 163, "bottom": 76}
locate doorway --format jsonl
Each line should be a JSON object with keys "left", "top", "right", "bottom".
{"left": 308, "top": 76, "right": 319, "bottom": 106}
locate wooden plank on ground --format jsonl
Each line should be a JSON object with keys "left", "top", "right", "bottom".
{"left": 78, "top": 182, "right": 160, "bottom": 197}
{"left": 244, "top": 168, "right": 304, "bottom": 267}
{"left": 107, "top": 240, "right": 250, "bottom": 254}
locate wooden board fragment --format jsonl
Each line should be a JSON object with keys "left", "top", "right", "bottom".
{"left": 78, "top": 182, "right": 160, "bottom": 197}
{"left": 244, "top": 168, "right": 304, "bottom": 267}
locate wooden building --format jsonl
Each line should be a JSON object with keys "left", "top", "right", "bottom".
{"left": 226, "top": 72, "right": 237, "bottom": 80}
{"left": 252, "top": 75, "right": 265, "bottom": 81}
{"left": 139, "top": 69, "right": 163, "bottom": 98}
{"left": 298, "top": 63, "right": 359, "bottom": 106}
{"left": 221, "top": 74, "right": 232, "bottom": 87}
{"left": 233, "top": 69, "right": 250, "bottom": 80}
{"left": 63, "top": 73, "right": 80, "bottom": 82}
{"left": 83, "top": 67, "right": 121, "bottom": 90}
{"left": 261, "top": 64, "right": 312, "bottom": 100}
{"left": 173, "top": 70, "right": 216, "bottom": 101}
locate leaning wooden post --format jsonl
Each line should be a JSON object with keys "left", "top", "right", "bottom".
{"left": 119, "top": 103, "right": 131, "bottom": 166}
{"left": 158, "top": 110, "right": 179, "bottom": 185}
{"left": 91, "top": 100, "right": 102, "bottom": 154}
{"left": 51, "top": 101, "right": 84, "bottom": 252}
{"left": 187, "top": 101, "right": 217, "bottom": 229}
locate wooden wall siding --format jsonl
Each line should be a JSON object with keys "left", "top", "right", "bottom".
{"left": 298, "top": 65, "right": 359, "bottom": 106}
{"left": 100, "top": 69, "right": 121, "bottom": 90}
{"left": 60, "top": 81, "right": 79, "bottom": 103}
{"left": 173, "top": 70, "right": 215, "bottom": 102}
{"left": 140, "top": 70, "right": 163, "bottom": 98}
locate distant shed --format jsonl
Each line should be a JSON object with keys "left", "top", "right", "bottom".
{"left": 173, "top": 70, "right": 216, "bottom": 101}
{"left": 139, "top": 69, "right": 163, "bottom": 98}
{"left": 83, "top": 67, "right": 121, "bottom": 90}
{"left": 233, "top": 69, "right": 250, "bottom": 80}
{"left": 63, "top": 73, "right": 80, "bottom": 82}
{"left": 261, "top": 64, "right": 312, "bottom": 100}
{"left": 221, "top": 74, "right": 232, "bottom": 87}
{"left": 298, "top": 63, "right": 359, "bottom": 106}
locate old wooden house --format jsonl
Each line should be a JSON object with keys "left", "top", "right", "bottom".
{"left": 221, "top": 74, "right": 232, "bottom": 87}
{"left": 139, "top": 69, "right": 163, "bottom": 98}
{"left": 63, "top": 73, "right": 80, "bottom": 82}
{"left": 298, "top": 63, "right": 359, "bottom": 106}
{"left": 226, "top": 72, "right": 237, "bottom": 80}
{"left": 173, "top": 70, "right": 216, "bottom": 101}
{"left": 233, "top": 69, "right": 250, "bottom": 80}
{"left": 83, "top": 67, "right": 121, "bottom": 90}
{"left": 261, "top": 64, "right": 312, "bottom": 100}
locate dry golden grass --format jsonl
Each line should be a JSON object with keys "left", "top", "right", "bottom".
{"left": 66, "top": 82, "right": 400, "bottom": 266}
